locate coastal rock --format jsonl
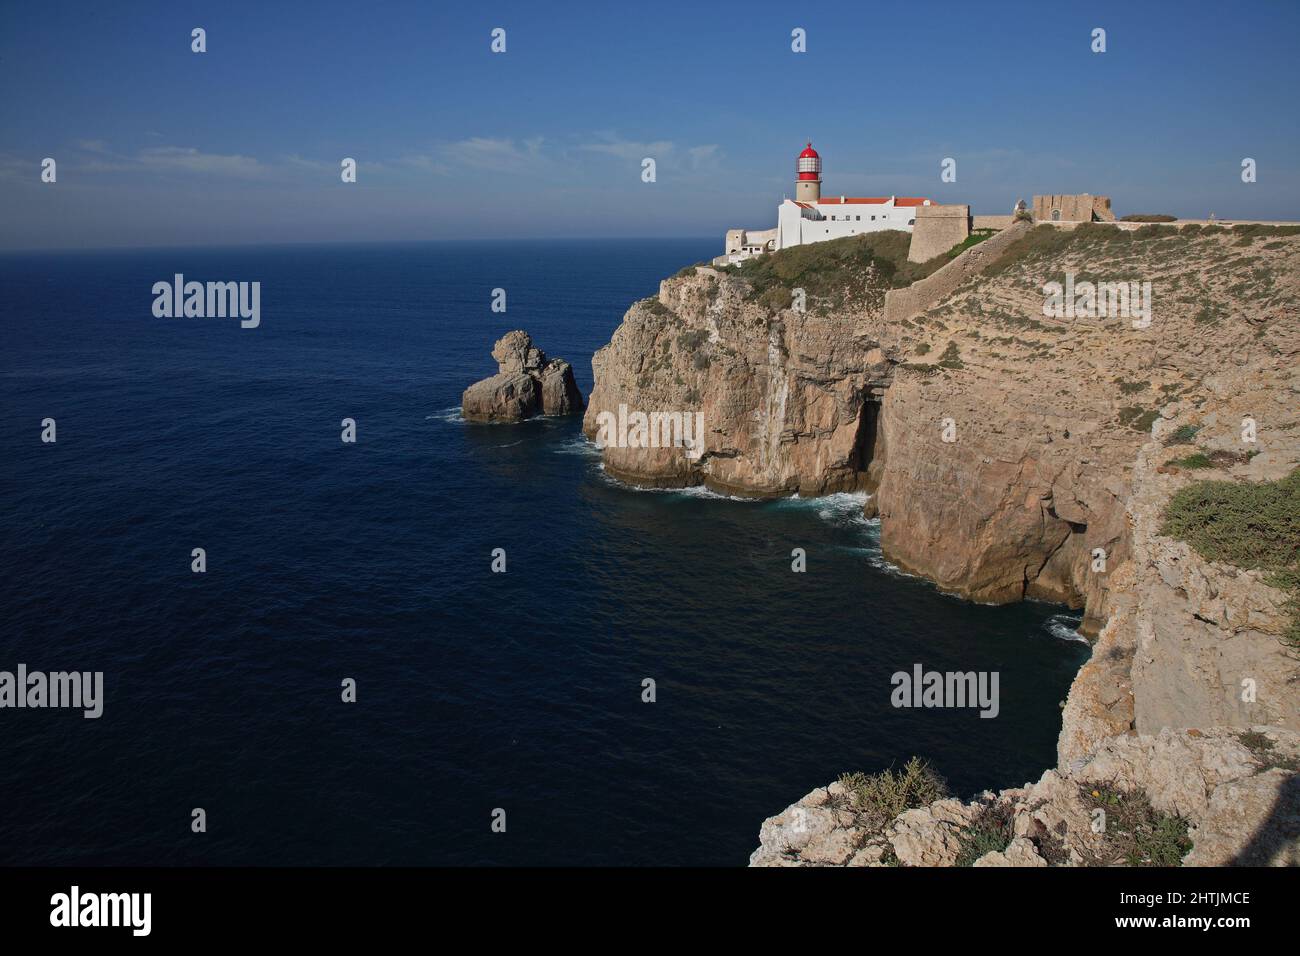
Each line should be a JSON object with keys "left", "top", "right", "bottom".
{"left": 462, "top": 331, "right": 584, "bottom": 421}
{"left": 461, "top": 372, "right": 539, "bottom": 422}
{"left": 727, "top": 226, "right": 1300, "bottom": 867}
{"left": 888, "top": 808, "right": 963, "bottom": 866}
{"left": 972, "top": 837, "right": 1047, "bottom": 867}
{"left": 747, "top": 784, "right": 872, "bottom": 866}
{"left": 538, "top": 358, "right": 584, "bottom": 416}
{"left": 751, "top": 728, "right": 1300, "bottom": 867}
{"left": 589, "top": 227, "right": 1300, "bottom": 629}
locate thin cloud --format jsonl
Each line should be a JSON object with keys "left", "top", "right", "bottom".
{"left": 136, "top": 146, "right": 266, "bottom": 178}
{"left": 580, "top": 135, "right": 675, "bottom": 161}
{"left": 687, "top": 144, "right": 722, "bottom": 169}
{"left": 440, "top": 136, "right": 548, "bottom": 172}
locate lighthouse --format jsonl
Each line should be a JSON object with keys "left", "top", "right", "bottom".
{"left": 715, "top": 143, "right": 933, "bottom": 265}
{"left": 796, "top": 142, "right": 822, "bottom": 203}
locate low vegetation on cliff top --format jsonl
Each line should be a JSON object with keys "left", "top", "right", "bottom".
{"left": 1075, "top": 785, "right": 1192, "bottom": 866}
{"left": 953, "top": 801, "right": 1015, "bottom": 866}
{"left": 1161, "top": 467, "right": 1300, "bottom": 646}
{"left": 984, "top": 221, "right": 1300, "bottom": 278}
{"left": 715, "top": 231, "right": 951, "bottom": 313}
{"left": 836, "top": 757, "right": 948, "bottom": 831}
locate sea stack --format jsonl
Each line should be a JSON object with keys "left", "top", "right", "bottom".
{"left": 461, "top": 330, "right": 584, "bottom": 422}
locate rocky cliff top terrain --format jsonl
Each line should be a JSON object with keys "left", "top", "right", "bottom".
{"left": 582, "top": 222, "right": 1300, "bottom": 865}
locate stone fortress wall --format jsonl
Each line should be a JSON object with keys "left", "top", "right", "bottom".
{"left": 907, "top": 194, "right": 1115, "bottom": 264}
{"left": 1033, "top": 193, "right": 1115, "bottom": 223}
{"left": 905, "top": 204, "right": 971, "bottom": 263}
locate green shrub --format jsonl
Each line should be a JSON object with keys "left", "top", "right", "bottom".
{"left": 955, "top": 802, "right": 1016, "bottom": 866}
{"left": 641, "top": 296, "right": 671, "bottom": 318}
{"left": 1231, "top": 223, "right": 1300, "bottom": 239}
{"left": 1161, "top": 468, "right": 1300, "bottom": 645}
{"left": 1164, "top": 424, "right": 1201, "bottom": 445}
{"left": 1118, "top": 406, "right": 1159, "bottom": 432}
{"left": 676, "top": 328, "right": 708, "bottom": 351}
{"left": 1134, "top": 224, "right": 1177, "bottom": 239}
{"left": 836, "top": 757, "right": 949, "bottom": 832}
{"left": 1122, "top": 214, "right": 1177, "bottom": 223}
{"left": 945, "top": 230, "right": 995, "bottom": 257}
{"left": 1193, "top": 304, "right": 1225, "bottom": 325}
{"left": 1165, "top": 452, "right": 1213, "bottom": 469}
{"left": 757, "top": 285, "right": 792, "bottom": 313}
{"left": 1079, "top": 785, "right": 1192, "bottom": 866}
{"left": 938, "top": 341, "right": 964, "bottom": 369}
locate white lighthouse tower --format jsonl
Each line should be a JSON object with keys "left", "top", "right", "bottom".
{"left": 795, "top": 142, "right": 822, "bottom": 203}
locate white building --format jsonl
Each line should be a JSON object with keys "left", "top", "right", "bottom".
{"left": 717, "top": 143, "right": 932, "bottom": 265}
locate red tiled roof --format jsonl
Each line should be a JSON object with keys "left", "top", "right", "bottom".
{"left": 815, "top": 197, "right": 931, "bottom": 206}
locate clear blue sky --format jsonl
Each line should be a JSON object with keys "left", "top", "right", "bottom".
{"left": 2, "top": 0, "right": 1297, "bottom": 249}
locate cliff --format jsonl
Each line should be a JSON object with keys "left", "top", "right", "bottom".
{"left": 584, "top": 223, "right": 1300, "bottom": 865}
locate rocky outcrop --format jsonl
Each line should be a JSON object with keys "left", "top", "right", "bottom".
{"left": 578, "top": 223, "right": 1300, "bottom": 866}
{"left": 751, "top": 727, "right": 1300, "bottom": 867}
{"left": 1060, "top": 378, "right": 1300, "bottom": 764}
{"left": 738, "top": 225, "right": 1300, "bottom": 866}
{"left": 583, "top": 266, "right": 894, "bottom": 495}
{"left": 588, "top": 226, "right": 1299, "bottom": 625}
{"left": 462, "top": 330, "right": 584, "bottom": 422}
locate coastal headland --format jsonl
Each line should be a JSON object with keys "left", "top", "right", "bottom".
{"left": 582, "top": 218, "right": 1300, "bottom": 865}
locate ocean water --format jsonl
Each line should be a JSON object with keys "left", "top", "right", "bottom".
{"left": 0, "top": 239, "right": 1090, "bottom": 866}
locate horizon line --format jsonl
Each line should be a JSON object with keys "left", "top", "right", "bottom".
{"left": 0, "top": 234, "right": 724, "bottom": 256}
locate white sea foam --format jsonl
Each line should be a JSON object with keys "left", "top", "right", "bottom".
{"left": 594, "top": 470, "right": 761, "bottom": 501}
{"left": 1043, "top": 614, "right": 1089, "bottom": 644}
{"left": 425, "top": 406, "right": 464, "bottom": 424}
{"left": 775, "top": 491, "right": 874, "bottom": 528}
{"left": 552, "top": 435, "right": 603, "bottom": 457}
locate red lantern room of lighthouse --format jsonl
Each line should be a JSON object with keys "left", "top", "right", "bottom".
{"left": 795, "top": 142, "right": 822, "bottom": 203}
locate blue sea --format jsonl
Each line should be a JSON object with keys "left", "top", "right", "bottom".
{"left": 0, "top": 239, "right": 1090, "bottom": 865}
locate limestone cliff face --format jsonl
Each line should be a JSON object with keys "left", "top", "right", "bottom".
{"left": 584, "top": 268, "right": 892, "bottom": 494}
{"left": 583, "top": 224, "right": 1300, "bottom": 864}
{"left": 588, "top": 225, "right": 1299, "bottom": 627}
{"left": 1061, "top": 370, "right": 1300, "bottom": 765}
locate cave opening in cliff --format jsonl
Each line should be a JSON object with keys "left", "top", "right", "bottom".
{"left": 851, "top": 396, "right": 881, "bottom": 481}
